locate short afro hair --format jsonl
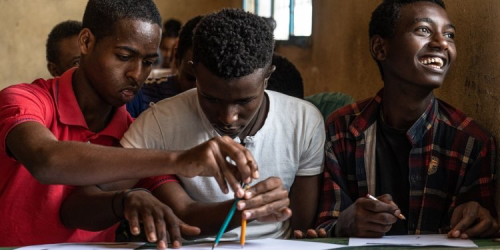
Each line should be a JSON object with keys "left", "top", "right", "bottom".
{"left": 267, "top": 54, "right": 304, "bottom": 99}
{"left": 192, "top": 9, "right": 274, "bottom": 79}
{"left": 163, "top": 19, "right": 182, "bottom": 37}
{"left": 369, "top": 0, "right": 445, "bottom": 79}
{"left": 175, "top": 15, "right": 203, "bottom": 62}
{"left": 82, "top": 0, "right": 161, "bottom": 42}
{"left": 46, "top": 20, "right": 82, "bottom": 64}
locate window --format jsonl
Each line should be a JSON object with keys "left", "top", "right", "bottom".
{"left": 243, "top": 0, "right": 312, "bottom": 46}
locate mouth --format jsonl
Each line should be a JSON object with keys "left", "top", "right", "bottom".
{"left": 418, "top": 56, "right": 447, "bottom": 70}
{"left": 121, "top": 88, "right": 137, "bottom": 102}
{"left": 213, "top": 125, "right": 241, "bottom": 137}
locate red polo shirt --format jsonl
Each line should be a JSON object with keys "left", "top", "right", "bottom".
{"left": 0, "top": 68, "right": 133, "bottom": 246}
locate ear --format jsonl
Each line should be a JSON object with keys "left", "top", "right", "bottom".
{"left": 264, "top": 65, "right": 276, "bottom": 88}
{"left": 79, "top": 28, "right": 95, "bottom": 55}
{"left": 370, "top": 35, "right": 388, "bottom": 61}
{"left": 47, "top": 62, "right": 60, "bottom": 77}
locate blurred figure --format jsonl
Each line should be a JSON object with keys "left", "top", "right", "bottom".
{"left": 267, "top": 53, "right": 304, "bottom": 99}
{"left": 159, "top": 18, "right": 182, "bottom": 69}
{"left": 126, "top": 16, "right": 203, "bottom": 118}
{"left": 45, "top": 20, "right": 82, "bottom": 77}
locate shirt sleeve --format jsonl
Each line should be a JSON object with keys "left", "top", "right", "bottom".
{"left": 455, "top": 136, "right": 497, "bottom": 218}
{"left": 134, "top": 175, "right": 179, "bottom": 192}
{"left": 315, "top": 117, "right": 356, "bottom": 236}
{"left": 120, "top": 105, "right": 165, "bottom": 150}
{"left": 296, "top": 106, "right": 326, "bottom": 176}
{"left": 0, "top": 84, "right": 53, "bottom": 156}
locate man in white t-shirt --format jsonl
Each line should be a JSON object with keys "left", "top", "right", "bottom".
{"left": 121, "top": 9, "right": 325, "bottom": 240}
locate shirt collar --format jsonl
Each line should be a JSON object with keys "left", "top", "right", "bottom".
{"left": 349, "top": 88, "right": 437, "bottom": 144}
{"left": 55, "top": 68, "right": 131, "bottom": 140}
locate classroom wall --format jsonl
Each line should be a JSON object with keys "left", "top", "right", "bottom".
{"left": 0, "top": 0, "right": 241, "bottom": 89}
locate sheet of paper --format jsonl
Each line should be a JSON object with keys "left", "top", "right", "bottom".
{"left": 349, "top": 234, "right": 477, "bottom": 248}
{"left": 16, "top": 242, "right": 144, "bottom": 249}
{"left": 183, "top": 238, "right": 343, "bottom": 250}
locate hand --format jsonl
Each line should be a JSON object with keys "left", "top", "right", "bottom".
{"left": 122, "top": 189, "right": 201, "bottom": 249}
{"left": 175, "top": 136, "right": 259, "bottom": 197}
{"left": 335, "top": 194, "right": 401, "bottom": 237}
{"left": 237, "top": 177, "right": 292, "bottom": 222}
{"left": 447, "top": 201, "right": 499, "bottom": 239}
{"left": 293, "top": 228, "right": 327, "bottom": 239}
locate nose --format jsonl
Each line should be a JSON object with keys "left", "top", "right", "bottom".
{"left": 218, "top": 105, "right": 238, "bottom": 126}
{"left": 429, "top": 32, "right": 449, "bottom": 51}
{"left": 126, "top": 60, "right": 143, "bottom": 86}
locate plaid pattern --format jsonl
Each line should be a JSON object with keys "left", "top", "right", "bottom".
{"left": 317, "top": 89, "right": 496, "bottom": 235}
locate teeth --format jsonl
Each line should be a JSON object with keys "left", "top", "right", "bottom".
{"left": 419, "top": 57, "right": 444, "bottom": 68}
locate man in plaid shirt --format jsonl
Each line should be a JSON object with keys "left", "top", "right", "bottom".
{"left": 316, "top": 0, "right": 498, "bottom": 239}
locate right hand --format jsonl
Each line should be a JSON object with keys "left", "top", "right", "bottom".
{"left": 174, "top": 136, "right": 259, "bottom": 197}
{"left": 122, "top": 189, "right": 201, "bottom": 249}
{"left": 335, "top": 194, "right": 401, "bottom": 237}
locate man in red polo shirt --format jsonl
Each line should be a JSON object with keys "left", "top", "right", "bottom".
{"left": 0, "top": 0, "right": 257, "bottom": 248}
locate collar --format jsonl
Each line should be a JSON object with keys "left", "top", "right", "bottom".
{"left": 54, "top": 68, "right": 131, "bottom": 140}
{"left": 349, "top": 88, "right": 437, "bottom": 144}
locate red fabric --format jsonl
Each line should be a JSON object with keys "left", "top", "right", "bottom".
{"left": 134, "top": 175, "right": 179, "bottom": 192}
{"left": 0, "top": 68, "right": 134, "bottom": 246}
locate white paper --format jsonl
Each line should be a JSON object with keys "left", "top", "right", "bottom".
{"left": 349, "top": 234, "right": 477, "bottom": 248}
{"left": 183, "top": 238, "right": 344, "bottom": 249}
{"left": 16, "top": 242, "right": 144, "bottom": 249}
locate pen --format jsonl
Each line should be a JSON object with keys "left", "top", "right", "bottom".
{"left": 366, "top": 194, "right": 406, "bottom": 220}
{"left": 212, "top": 183, "right": 249, "bottom": 250}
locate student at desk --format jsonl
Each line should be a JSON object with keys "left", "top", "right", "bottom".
{"left": 316, "top": 0, "right": 498, "bottom": 239}
{"left": 0, "top": 0, "right": 257, "bottom": 248}
{"left": 119, "top": 9, "right": 325, "bottom": 240}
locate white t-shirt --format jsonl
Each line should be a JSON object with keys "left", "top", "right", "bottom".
{"left": 121, "top": 88, "right": 325, "bottom": 239}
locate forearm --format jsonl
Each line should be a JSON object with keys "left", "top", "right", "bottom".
{"left": 60, "top": 185, "right": 124, "bottom": 231}
{"left": 290, "top": 175, "right": 321, "bottom": 231}
{"left": 153, "top": 184, "right": 243, "bottom": 239}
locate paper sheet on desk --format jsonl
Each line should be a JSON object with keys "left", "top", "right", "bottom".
{"left": 349, "top": 234, "right": 477, "bottom": 248}
{"left": 15, "top": 242, "right": 144, "bottom": 249}
{"left": 183, "top": 238, "right": 343, "bottom": 249}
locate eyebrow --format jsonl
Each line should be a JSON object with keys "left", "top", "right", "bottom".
{"left": 412, "top": 18, "right": 456, "bottom": 30}
{"left": 115, "top": 46, "right": 159, "bottom": 58}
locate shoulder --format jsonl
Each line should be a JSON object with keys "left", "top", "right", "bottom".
{"left": 436, "top": 99, "right": 492, "bottom": 143}
{"left": 325, "top": 97, "right": 371, "bottom": 129}
{"left": 0, "top": 79, "right": 54, "bottom": 106}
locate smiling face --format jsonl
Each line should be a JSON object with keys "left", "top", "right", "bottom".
{"left": 194, "top": 63, "right": 272, "bottom": 138}
{"left": 380, "top": 1, "right": 456, "bottom": 88}
{"left": 82, "top": 19, "right": 161, "bottom": 107}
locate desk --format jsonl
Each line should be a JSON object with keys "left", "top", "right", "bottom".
{"left": 2, "top": 238, "right": 500, "bottom": 249}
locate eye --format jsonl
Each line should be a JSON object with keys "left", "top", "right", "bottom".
{"left": 415, "top": 27, "right": 431, "bottom": 34}
{"left": 117, "top": 54, "right": 131, "bottom": 61}
{"left": 444, "top": 32, "right": 455, "bottom": 39}
{"left": 204, "top": 96, "right": 220, "bottom": 103}
{"left": 143, "top": 59, "right": 156, "bottom": 66}
{"left": 73, "top": 60, "right": 80, "bottom": 66}
{"left": 237, "top": 99, "right": 252, "bottom": 105}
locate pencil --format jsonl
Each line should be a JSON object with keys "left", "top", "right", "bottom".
{"left": 212, "top": 184, "right": 249, "bottom": 250}
{"left": 240, "top": 216, "right": 246, "bottom": 248}
{"left": 366, "top": 194, "right": 406, "bottom": 220}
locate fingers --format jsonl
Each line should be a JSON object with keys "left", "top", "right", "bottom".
{"left": 238, "top": 177, "right": 289, "bottom": 221}
{"left": 217, "top": 136, "right": 259, "bottom": 182}
{"left": 208, "top": 139, "right": 231, "bottom": 194}
{"left": 294, "top": 228, "right": 327, "bottom": 239}
{"left": 449, "top": 202, "right": 480, "bottom": 238}
{"left": 294, "top": 230, "right": 305, "bottom": 239}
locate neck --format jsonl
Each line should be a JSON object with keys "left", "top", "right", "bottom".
{"left": 381, "top": 82, "right": 434, "bottom": 130}
{"left": 72, "top": 68, "right": 114, "bottom": 132}
{"left": 238, "top": 93, "right": 269, "bottom": 141}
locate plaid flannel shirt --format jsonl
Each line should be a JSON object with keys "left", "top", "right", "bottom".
{"left": 317, "top": 89, "right": 496, "bottom": 235}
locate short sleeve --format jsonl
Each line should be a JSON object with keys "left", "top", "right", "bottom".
{"left": 134, "top": 175, "right": 179, "bottom": 192}
{"left": 0, "top": 84, "right": 53, "bottom": 155}
{"left": 120, "top": 106, "right": 165, "bottom": 150}
{"left": 296, "top": 106, "right": 326, "bottom": 176}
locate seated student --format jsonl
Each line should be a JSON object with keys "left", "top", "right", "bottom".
{"left": 317, "top": 0, "right": 498, "bottom": 239}
{"left": 305, "top": 92, "right": 355, "bottom": 121}
{"left": 120, "top": 9, "right": 325, "bottom": 240}
{"left": 266, "top": 53, "right": 305, "bottom": 99}
{"left": 126, "top": 16, "right": 202, "bottom": 118}
{"left": 0, "top": 0, "right": 257, "bottom": 247}
{"left": 46, "top": 20, "right": 82, "bottom": 77}
{"left": 160, "top": 18, "right": 182, "bottom": 69}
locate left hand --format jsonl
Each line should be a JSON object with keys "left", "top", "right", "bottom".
{"left": 293, "top": 228, "right": 327, "bottom": 239}
{"left": 447, "top": 201, "right": 499, "bottom": 239}
{"left": 236, "top": 177, "right": 292, "bottom": 222}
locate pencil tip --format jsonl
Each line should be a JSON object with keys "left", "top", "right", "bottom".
{"left": 212, "top": 244, "right": 216, "bottom": 250}
{"left": 399, "top": 214, "right": 406, "bottom": 220}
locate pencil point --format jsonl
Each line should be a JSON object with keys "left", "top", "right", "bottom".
{"left": 398, "top": 213, "right": 406, "bottom": 220}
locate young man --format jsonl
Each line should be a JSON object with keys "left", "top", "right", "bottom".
{"left": 46, "top": 20, "right": 82, "bottom": 77}
{"left": 120, "top": 9, "right": 325, "bottom": 240}
{"left": 126, "top": 15, "right": 202, "bottom": 118}
{"left": 0, "top": 0, "right": 257, "bottom": 247}
{"left": 159, "top": 19, "right": 182, "bottom": 69}
{"left": 317, "top": 0, "right": 498, "bottom": 239}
